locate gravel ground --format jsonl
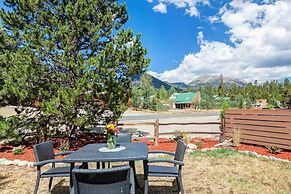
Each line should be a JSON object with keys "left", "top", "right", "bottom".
{"left": 0, "top": 152, "right": 290, "bottom": 194}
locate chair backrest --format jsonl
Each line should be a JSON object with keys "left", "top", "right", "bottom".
{"left": 174, "top": 140, "right": 187, "bottom": 162}
{"left": 33, "top": 140, "right": 55, "bottom": 162}
{"left": 116, "top": 133, "right": 132, "bottom": 143}
{"left": 73, "top": 166, "right": 131, "bottom": 194}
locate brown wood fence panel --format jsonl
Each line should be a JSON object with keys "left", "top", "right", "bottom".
{"left": 224, "top": 109, "right": 291, "bottom": 150}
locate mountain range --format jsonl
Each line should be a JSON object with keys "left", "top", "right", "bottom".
{"left": 132, "top": 73, "right": 291, "bottom": 91}
{"left": 188, "top": 75, "right": 247, "bottom": 90}
{"left": 132, "top": 74, "right": 173, "bottom": 90}
{"left": 132, "top": 74, "right": 247, "bottom": 91}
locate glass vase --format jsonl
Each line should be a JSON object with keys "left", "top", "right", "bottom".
{"left": 107, "top": 136, "right": 116, "bottom": 149}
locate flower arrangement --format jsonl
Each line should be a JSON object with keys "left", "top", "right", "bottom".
{"left": 105, "top": 123, "right": 120, "bottom": 149}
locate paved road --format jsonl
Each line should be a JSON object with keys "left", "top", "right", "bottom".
{"left": 120, "top": 111, "right": 219, "bottom": 121}
{"left": 120, "top": 110, "right": 221, "bottom": 138}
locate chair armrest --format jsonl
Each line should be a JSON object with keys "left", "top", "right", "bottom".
{"left": 148, "top": 159, "right": 184, "bottom": 166}
{"left": 149, "top": 150, "right": 175, "bottom": 156}
{"left": 34, "top": 159, "right": 68, "bottom": 167}
{"left": 55, "top": 151, "right": 74, "bottom": 156}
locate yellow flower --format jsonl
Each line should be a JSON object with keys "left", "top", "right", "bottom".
{"left": 106, "top": 123, "right": 115, "bottom": 129}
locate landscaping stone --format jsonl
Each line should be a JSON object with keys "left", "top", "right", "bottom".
{"left": 28, "top": 162, "right": 35, "bottom": 167}
{"left": 18, "top": 160, "right": 29, "bottom": 166}
{"left": 13, "top": 159, "right": 21, "bottom": 164}
{"left": 0, "top": 158, "right": 34, "bottom": 167}
{"left": 0, "top": 158, "right": 9, "bottom": 165}
{"left": 187, "top": 143, "right": 197, "bottom": 150}
{"left": 3, "top": 159, "right": 14, "bottom": 165}
{"left": 214, "top": 139, "right": 233, "bottom": 147}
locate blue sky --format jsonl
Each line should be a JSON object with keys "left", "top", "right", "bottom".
{"left": 123, "top": 0, "right": 230, "bottom": 74}
{"left": 1, "top": 0, "right": 291, "bottom": 83}
{"left": 123, "top": 0, "right": 291, "bottom": 83}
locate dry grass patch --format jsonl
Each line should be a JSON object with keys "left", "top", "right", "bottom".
{"left": 0, "top": 149, "right": 290, "bottom": 194}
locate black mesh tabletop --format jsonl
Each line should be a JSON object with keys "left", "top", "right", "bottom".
{"left": 63, "top": 142, "right": 148, "bottom": 163}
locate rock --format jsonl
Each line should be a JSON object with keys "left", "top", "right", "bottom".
{"left": 268, "top": 156, "right": 277, "bottom": 161}
{"left": 261, "top": 155, "right": 269, "bottom": 160}
{"left": 17, "top": 161, "right": 29, "bottom": 167}
{"left": 187, "top": 143, "right": 197, "bottom": 150}
{"left": 27, "top": 162, "right": 35, "bottom": 167}
{"left": 0, "top": 158, "right": 9, "bottom": 165}
{"left": 13, "top": 159, "right": 21, "bottom": 164}
{"left": 186, "top": 149, "right": 193, "bottom": 153}
{"left": 214, "top": 140, "right": 233, "bottom": 147}
{"left": 3, "top": 160, "right": 14, "bottom": 165}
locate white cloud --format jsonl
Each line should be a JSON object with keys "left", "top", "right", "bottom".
{"left": 153, "top": 3, "right": 167, "bottom": 14}
{"left": 208, "top": 15, "right": 219, "bottom": 23}
{"left": 150, "top": 0, "right": 291, "bottom": 83}
{"left": 148, "top": 0, "right": 210, "bottom": 17}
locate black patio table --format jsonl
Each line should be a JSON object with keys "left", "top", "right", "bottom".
{"left": 63, "top": 142, "right": 149, "bottom": 194}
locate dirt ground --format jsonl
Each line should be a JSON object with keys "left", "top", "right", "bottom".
{"left": 0, "top": 151, "right": 290, "bottom": 194}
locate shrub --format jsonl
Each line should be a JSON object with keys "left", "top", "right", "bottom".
{"left": 12, "top": 146, "right": 24, "bottom": 155}
{"left": 195, "top": 140, "right": 202, "bottom": 149}
{"left": 266, "top": 146, "right": 282, "bottom": 154}
{"left": 0, "top": 119, "right": 9, "bottom": 139}
{"left": 0, "top": 117, "right": 21, "bottom": 142}
{"left": 173, "top": 130, "right": 184, "bottom": 141}
{"left": 58, "top": 140, "right": 70, "bottom": 152}
{"left": 220, "top": 100, "right": 230, "bottom": 119}
{"left": 183, "top": 133, "right": 192, "bottom": 144}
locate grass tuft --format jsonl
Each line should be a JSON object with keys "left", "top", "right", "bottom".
{"left": 192, "top": 148, "right": 240, "bottom": 158}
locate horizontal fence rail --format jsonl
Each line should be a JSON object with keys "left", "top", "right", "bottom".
{"left": 223, "top": 109, "right": 291, "bottom": 150}
{"left": 119, "top": 119, "right": 222, "bottom": 146}
{"left": 118, "top": 122, "right": 154, "bottom": 126}
{"left": 159, "top": 121, "right": 221, "bottom": 126}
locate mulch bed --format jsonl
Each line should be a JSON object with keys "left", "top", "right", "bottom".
{"left": 0, "top": 137, "right": 290, "bottom": 162}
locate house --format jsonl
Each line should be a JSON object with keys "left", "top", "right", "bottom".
{"left": 170, "top": 92, "right": 201, "bottom": 109}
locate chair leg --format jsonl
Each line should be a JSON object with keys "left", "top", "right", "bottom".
{"left": 34, "top": 168, "right": 41, "bottom": 194}
{"left": 82, "top": 162, "right": 89, "bottom": 169}
{"left": 48, "top": 177, "right": 53, "bottom": 191}
{"left": 177, "top": 176, "right": 184, "bottom": 194}
{"left": 176, "top": 177, "right": 180, "bottom": 192}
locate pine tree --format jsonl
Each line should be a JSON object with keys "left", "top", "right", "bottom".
{"left": 158, "top": 85, "right": 168, "bottom": 100}
{"left": 0, "top": 0, "right": 150, "bottom": 141}
{"left": 281, "top": 79, "right": 291, "bottom": 108}
{"left": 218, "top": 74, "right": 226, "bottom": 97}
{"left": 139, "top": 74, "right": 156, "bottom": 108}
{"left": 235, "top": 94, "right": 244, "bottom": 109}
{"left": 169, "top": 85, "right": 176, "bottom": 96}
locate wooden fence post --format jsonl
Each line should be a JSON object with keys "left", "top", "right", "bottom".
{"left": 154, "top": 119, "right": 159, "bottom": 146}
{"left": 220, "top": 118, "right": 225, "bottom": 142}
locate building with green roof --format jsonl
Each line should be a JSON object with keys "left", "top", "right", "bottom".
{"left": 170, "top": 92, "right": 201, "bottom": 109}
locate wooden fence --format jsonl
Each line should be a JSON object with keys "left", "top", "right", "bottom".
{"left": 120, "top": 119, "right": 222, "bottom": 146}
{"left": 223, "top": 109, "right": 291, "bottom": 150}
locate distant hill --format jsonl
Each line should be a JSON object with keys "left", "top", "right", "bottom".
{"left": 189, "top": 75, "right": 246, "bottom": 89}
{"left": 132, "top": 73, "right": 174, "bottom": 90}
{"left": 169, "top": 82, "right": 189, "bottom": 91}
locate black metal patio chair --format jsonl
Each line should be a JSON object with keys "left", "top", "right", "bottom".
{"left": 33, "top": 140, "right": 74, "bottom": 194}
{"left": 72, "top": 165, "right": 134, "bottom": 194}
{"left": 116, "top": 133, "right": 132, "bottom": 143}
{"left": 147, "top": 139, "right": 187, "bottom": 194}
{"left": 103, "top": 133, "right": 132, "bottom": 169}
